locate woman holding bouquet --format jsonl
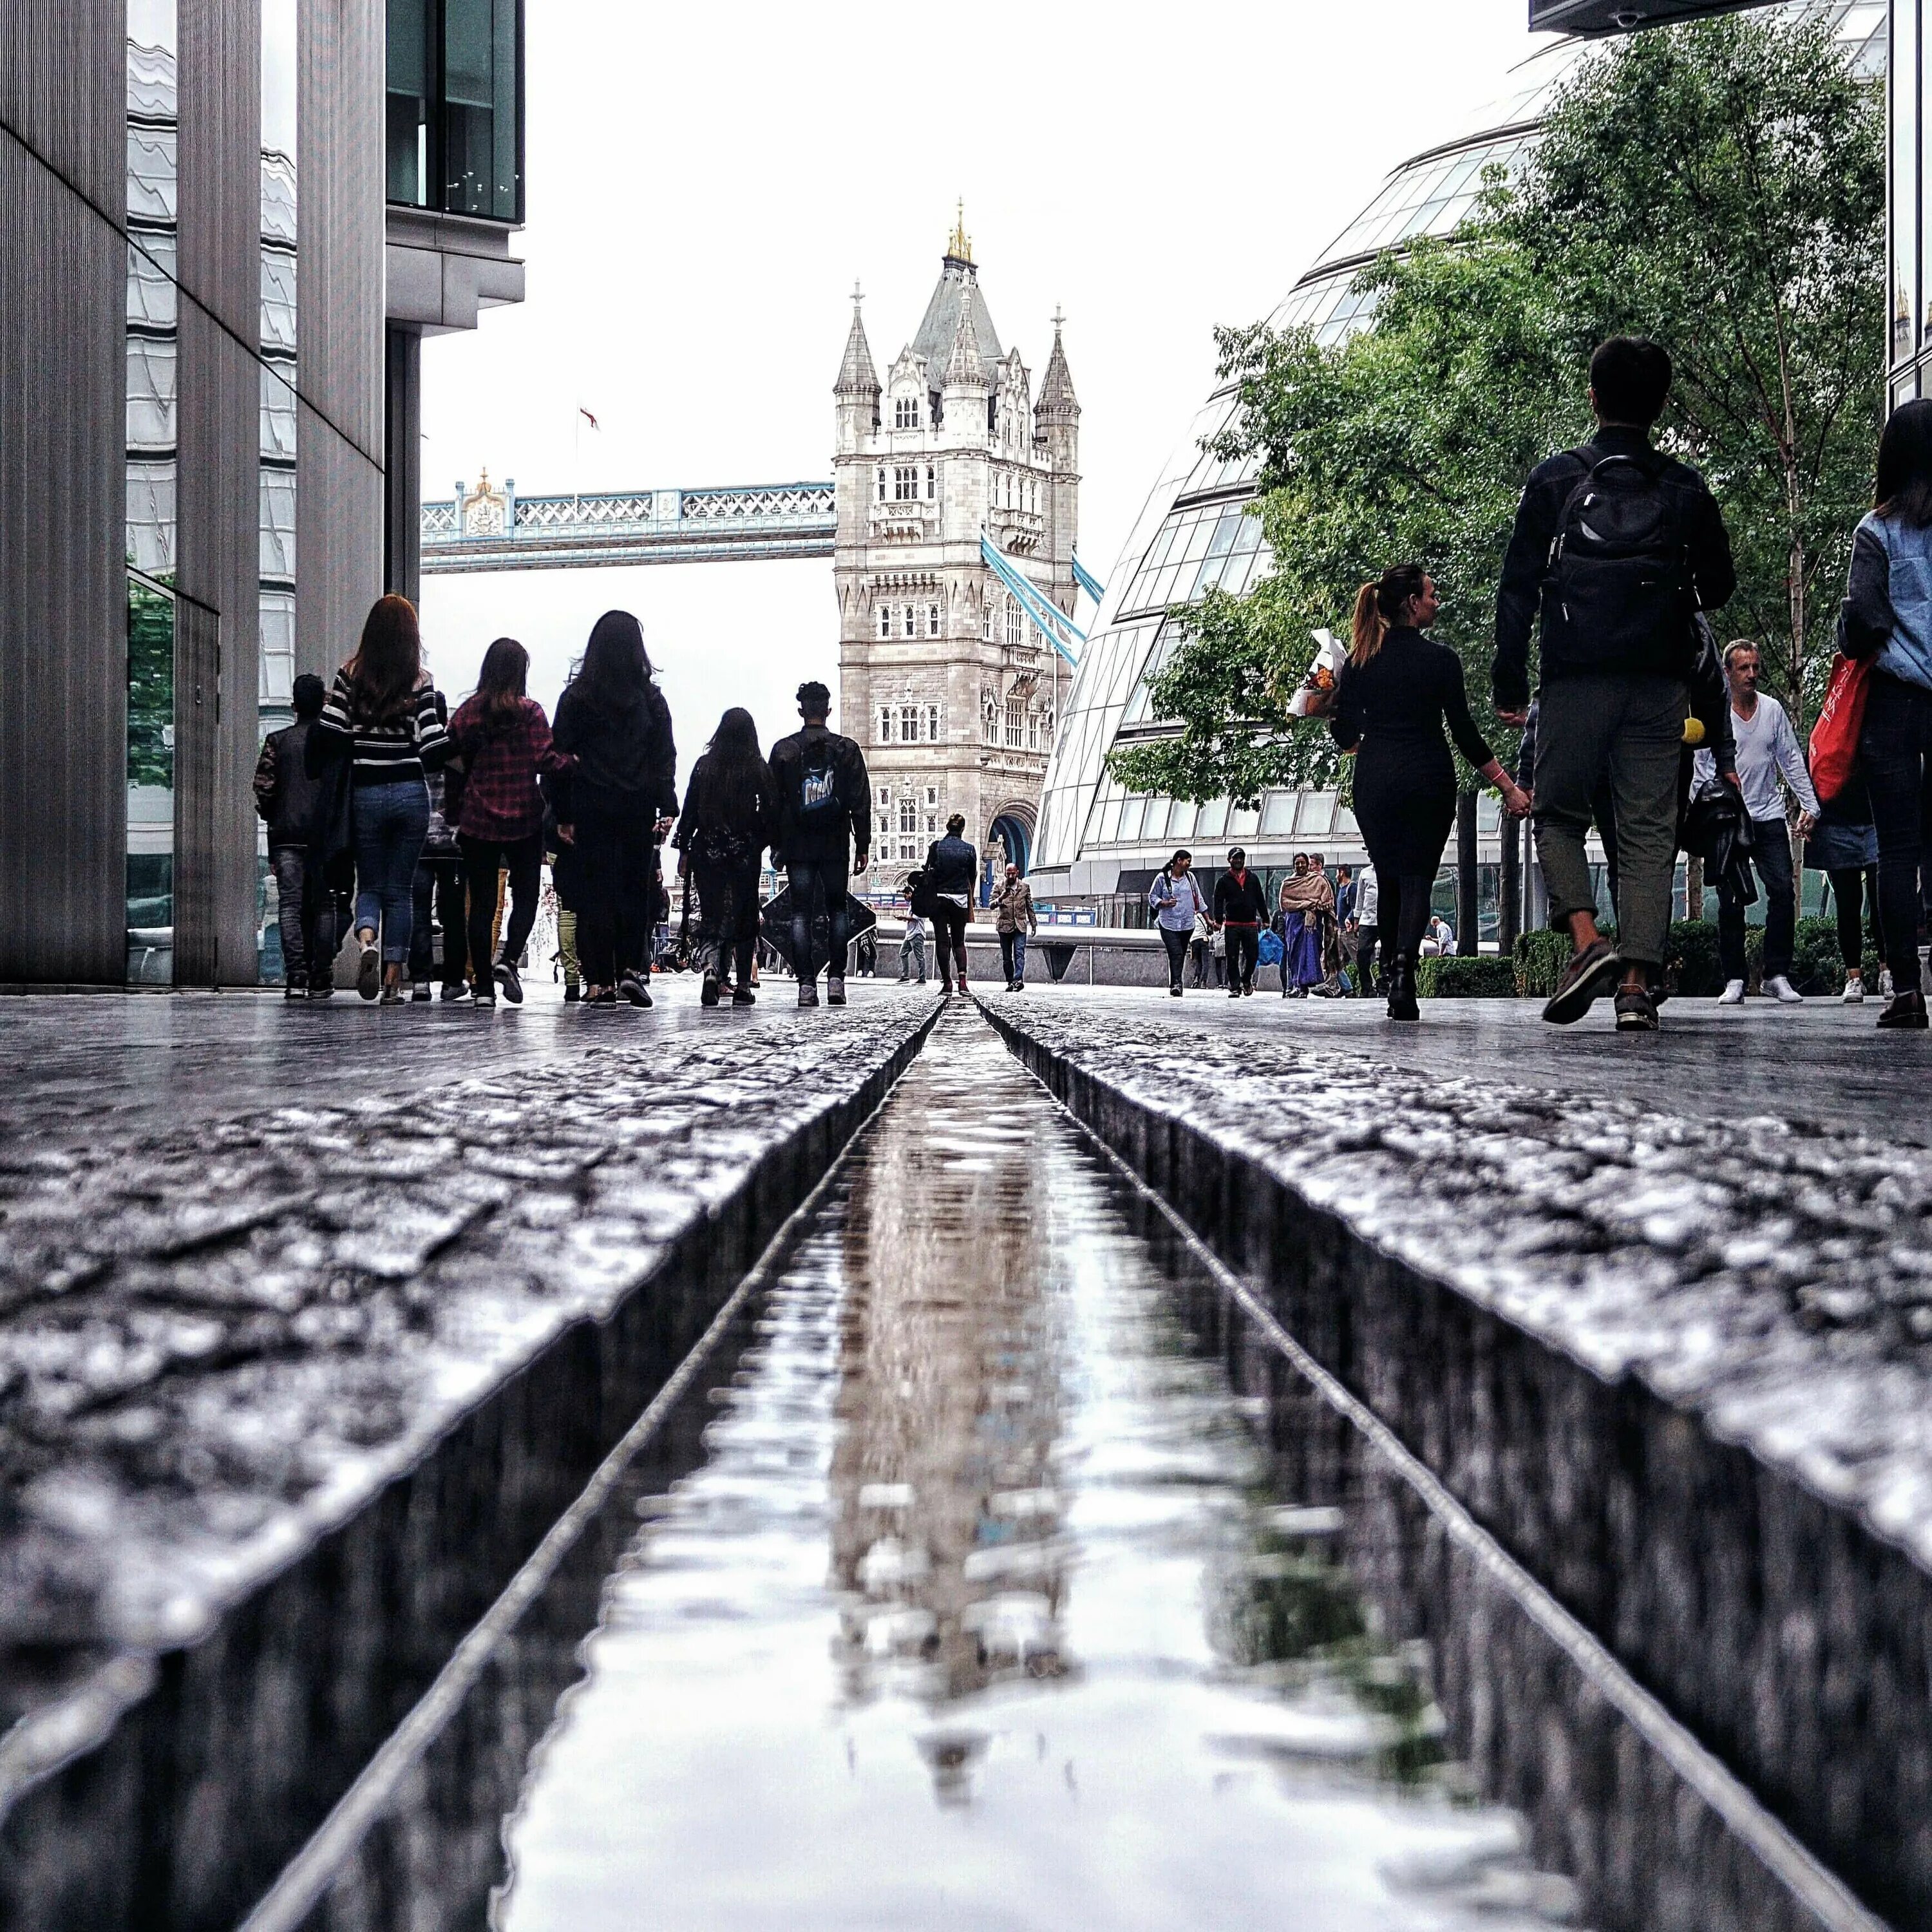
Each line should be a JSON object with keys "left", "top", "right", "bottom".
{"left": 1331, "top": 565, "right": 1529, "bottom": 1021}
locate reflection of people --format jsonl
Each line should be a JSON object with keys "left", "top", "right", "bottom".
{"left": 1331, "top": 565, "right": 1527, "bottom": 1021}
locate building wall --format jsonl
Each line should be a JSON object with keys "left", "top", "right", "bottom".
{"left": 0, "top": 2, "right": 129, "bottom": 984}
{"left": 297, "top": 0, "right": 384, "bottom": 685}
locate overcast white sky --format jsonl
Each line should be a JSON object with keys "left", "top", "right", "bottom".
{"left": 419, "top": 0, "right": 1555, "bottom": 757}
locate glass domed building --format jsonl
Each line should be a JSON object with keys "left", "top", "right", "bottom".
{"left": 1030, "top": 3, "right": 1885, "bottom": 917}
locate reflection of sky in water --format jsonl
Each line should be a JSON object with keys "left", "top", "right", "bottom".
{"left": 497, "top": 1021, "right": 1580, "bottom": 1930}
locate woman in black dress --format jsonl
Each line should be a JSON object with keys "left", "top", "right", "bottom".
{"left": 1330, "top": 564, "right": 1530, "bottom": 1021}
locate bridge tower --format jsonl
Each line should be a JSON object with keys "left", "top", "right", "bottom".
{"left": 833, "top": 213, "right": 1079, "bottom": 891}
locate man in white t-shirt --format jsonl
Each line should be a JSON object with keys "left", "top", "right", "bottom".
{"left": 1692, "top": 639, "right": 1817, "bottom": 1005}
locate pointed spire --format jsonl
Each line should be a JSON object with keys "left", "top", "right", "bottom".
{"left": 1038, "top": 307, "right": 1079, "bottom": 415}
{"left": 943, "top": 291, "right": 985, "bottom": 390}
{"left": 947, "top": 197, "right": 973, "bottom": 265}
{"left": 834, "top": 281, "right": 879, "bottom": 397}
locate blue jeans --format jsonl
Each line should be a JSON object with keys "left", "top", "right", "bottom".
{"left": 352, "top": 779, "right": 431, "bottom": 964}
{"left": 998, "top": 929, "right": 1028, "bottom": 984}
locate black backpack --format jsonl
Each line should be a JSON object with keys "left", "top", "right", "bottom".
{"left": 1546, "top": 449, "right": 1692, "bottom": 665}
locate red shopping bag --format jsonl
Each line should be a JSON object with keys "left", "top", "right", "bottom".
{"left": 1808, "top": 652, "right": 1874, "bottom": 805}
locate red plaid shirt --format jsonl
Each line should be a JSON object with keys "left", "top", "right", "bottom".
{"left": 448, "top": 695, "right": 568, "bottom": 840}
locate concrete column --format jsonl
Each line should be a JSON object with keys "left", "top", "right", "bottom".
{"left": 0, "top": 2, "right": 128, "bottom": 984}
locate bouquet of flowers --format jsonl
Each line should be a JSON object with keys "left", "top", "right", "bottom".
{"left": 1287, "top": 629, "right": 1343, "bottom": 718}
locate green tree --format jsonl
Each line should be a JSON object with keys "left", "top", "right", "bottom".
{"left": 1501, "top": 7, "right": 1884, "bottom": 730}
{"left": 1110, "top": 236, "right": 1578, "bottom": 803}
{"left": 1111, "top": 7, "right": 1882, "bottom": 804}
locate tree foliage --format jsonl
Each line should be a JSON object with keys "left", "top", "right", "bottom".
{"left": 1111, "top": 8, "right": 1882, "bottom": 806}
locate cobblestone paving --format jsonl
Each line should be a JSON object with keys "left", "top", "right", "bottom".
{"left": 978, "top": 996, "right": 1932, "bottom": 1575}
{"left": 0, "top": 991, "right": 933, "bottom": 1672}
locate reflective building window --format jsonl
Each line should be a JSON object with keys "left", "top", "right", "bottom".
{"left": 387, "top": 0, "right": 524, "bottom": 222}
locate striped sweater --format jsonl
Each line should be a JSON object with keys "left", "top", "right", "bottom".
{"left": 314, "top": 670, "right": 451, "bottom": 785}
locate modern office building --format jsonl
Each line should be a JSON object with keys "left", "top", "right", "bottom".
{"left": 0, "top": 0, "right": 522, "bottom": 989}
{"left": 835, "top": 220, "right": 1079, "bottom": 895}
{"left": 1028, "top": 0, "right": 1884, "bottom": 922}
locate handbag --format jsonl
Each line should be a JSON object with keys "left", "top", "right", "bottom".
{"left": 1809, "top": 651, "right": 1874, "bottom": 806}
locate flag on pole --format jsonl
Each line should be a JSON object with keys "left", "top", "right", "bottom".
{"left": 578, "top": 406, "right": 600, "bottom": 431}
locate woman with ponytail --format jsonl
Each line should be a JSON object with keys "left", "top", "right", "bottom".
{"left": 1331, "top": 565, "right": 1530, "bottom": 1019}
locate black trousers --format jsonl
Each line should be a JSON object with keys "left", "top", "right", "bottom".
{"left": 787, "top": 855, "right": 850, "bottom": 985}
{"left": 1827, "top": 864, "right": 1882, "bottom": 972}
{"left": 1158, "top": 925, "right": 1189, "bottom": 989}
{"left": 1356, "top": 923, "right": 1381, "bottom": 992}
{"left": 694, "top": 849, "right": 762, "bottom": 986}
{"left": 1859, "top": 671, "right": 1932, "bottom": 994}
{"left": 408, "top": 858, "right": 469, "bottom": 985}
{"left": 461, "top": 829, "right": 544, "bottom": 981}
{"left": 1373, "top": 875, "right": 1433, "bottom": 965}
{"left": 1226, "top": 925, "right": 1260, "bottom": 991}
{"left": 929, "top": 899, "right": 969, "bottom": 982}
{"left": 577, "top": 809, "right": 656, "bottom": 987}
{"left": 1717, "top": 819, "right": 1795, "bottom": 984}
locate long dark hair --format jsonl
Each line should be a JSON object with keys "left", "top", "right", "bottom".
{"left": 1876, "top": 399, "right": 1932, "bottom": 529}
{"left": 1160, "top": 848, "right": 1192, "bottom": 881}
{"left": 566, "top": 610, "right": 654, "bottom": 715}
{"left": 473, "top": 636, "right": 529, "bottom": 728}
{"left": 690, "top": 706, "right": 772, "bottom": 826}
{"left": 1349, "top": 564, "right": 1428, "bottom": 667}
{"left": 345, "top": 594, "right": 422, "bottom": 723}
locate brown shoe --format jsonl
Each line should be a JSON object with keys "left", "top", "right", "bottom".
{"left": 1613, "top": 985, "right": 1658, "bottom": 1032}
{"left": 1542, "top": 938, "right": 1622, "bottom": 1026}
{"left": 1877, "top": 990, "right": 1929, "bottom": 1030}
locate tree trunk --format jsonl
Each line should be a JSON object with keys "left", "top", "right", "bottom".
{"left": 1686, "top": 853, "right": 1705, "bottom": 923}
{"left": 1499, "top": 810, "right": 1521, "bottom": 957}
{"left": 1456, "top": 790, "right": 1479, "bottom": 955}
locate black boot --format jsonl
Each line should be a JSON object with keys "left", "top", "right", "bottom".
{"left": 1387, "top": 954, "right": 1420, "bottom": 1022}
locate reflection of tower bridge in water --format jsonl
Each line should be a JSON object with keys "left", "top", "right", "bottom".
{"left": 424, "top": 218, "right": 1097, "bottom": 888}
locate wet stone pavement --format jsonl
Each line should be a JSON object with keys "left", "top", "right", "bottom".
{"left": 482, "top": 1010, "right": 1586, "bottom": 1931}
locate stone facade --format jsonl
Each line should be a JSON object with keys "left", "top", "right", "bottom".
{"left": 833, "top": 219, "right": 1079, "bottom": 895}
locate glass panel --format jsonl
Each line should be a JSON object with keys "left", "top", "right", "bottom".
{"left": 1117, "top": 797, "right": 1147, "bottom": 844}
{"left": 1196, "top": 797, "right": 1229, "bottom": 839}
{"left": 444, "top": 0, "right": 520, "bottom": 220}
{"left": 128, "top": 574, "right": 175, "bottom": 984}
{"left": 1230, "top": 801, "right": 1262, "bottom": 838}
{"left": 1259, "top": 790, "right": 1295, "bottom": 834}
{"left": 1296, "top": 792, "right": 1338, "bottom": 838}
{"left": 1165, "top": 799, "right": 1197, "bottom": 840}
{"left": 387, "top": 0, "right": 431, "bottom": 206}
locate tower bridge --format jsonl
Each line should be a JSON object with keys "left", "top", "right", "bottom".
{"left": 420, "top": 476, "right": 835, "bottom": 573}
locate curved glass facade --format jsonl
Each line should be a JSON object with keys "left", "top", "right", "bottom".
{"left": 1033, "top": 3, "right": 1884, "bottom": 903}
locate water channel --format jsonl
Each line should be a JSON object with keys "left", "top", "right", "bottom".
{"left": 282, "top": 1005, "right": 1821, "bottom": 1931}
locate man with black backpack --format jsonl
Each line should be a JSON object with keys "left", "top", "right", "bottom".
{"left": 768, "top": 679, "right": 871, "bottom": 1007}
{"left": 1495, "top": 337, "right": 1736, "bottom": 1032}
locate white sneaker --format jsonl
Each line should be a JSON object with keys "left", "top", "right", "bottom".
{"left": 1882, "top": 967, "right": 1896, "bottom": 997}
{"left": 1716, "top": 979, "right": 1745, "bottom": 1005}
{"left": 1842, "top": 972, "right": 1865, "bottom": 1004}
{"left": 1765, "top": 974, "right": 1805, "bottom": 1005}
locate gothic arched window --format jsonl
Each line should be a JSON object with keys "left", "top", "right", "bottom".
{"left": 926, "top": 464, "right": 936, "bottom": 500}
{"left": 902, "top": 605, "right": 915, "bottom": 639}
{"left": 876, "top": 605, "right": 891, "bottom": 640}
{"left": 926, "top": 603, "right": 940, "bottom": 638}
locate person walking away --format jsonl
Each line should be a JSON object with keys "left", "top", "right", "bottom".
{"left": 674, "top": 705, "right": 776, "bottom": 1007}
{"left": 407, "top": 690, "right": 469, "bottom": 1001}
{"left": 1190, "top": 900, "right": 1213, "bottom": 987}
{"left": 898, "top": 897, "right": 928, "bottom": 983}
{"left": 307, "top": 594, "right": 451, "bottom": 1002}
{"left": 448, "top": 638, "right": 561, "bottom": 1007}
{"left": 254, "top": 672, "right": 336, "bottom": 997}
{"left": 991, "top": 862, "right": 1037, "bottom": 990}
{"left": 1213, "top": 848, "right": 1269, "bottom": 996}
{"left": 1354, "top": 862, "right": 1381, "bottom": 996}
{"left": 1689, "top": 640, "right": 1815, "bottom": 1005}
{"left": 1807, "top": 782, "right": 1882, "bottom": 1002}
{"left": 1495, "top": 336, "right": 1736, "bottom": 1031}
{"left": 921, "top": 815, "right": 978, "bottom": 996}
{"left": 1277, "top": 853, "right": 1333, "bottom": 997}
{"left": 769, "top": 680, "right": 871, "bottom": 1007}
{"left": 1836, "top": 397, "right": 1932, "bottom": 1027}
{"left": 549, "top": 610, "right": 677, "bottom": 1008}
{"left": 1149, "top": 849, "right": 1209, "bottom": 996}
{"left": 1334, "top": 566, "right": 1528, "bottom": 1021}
